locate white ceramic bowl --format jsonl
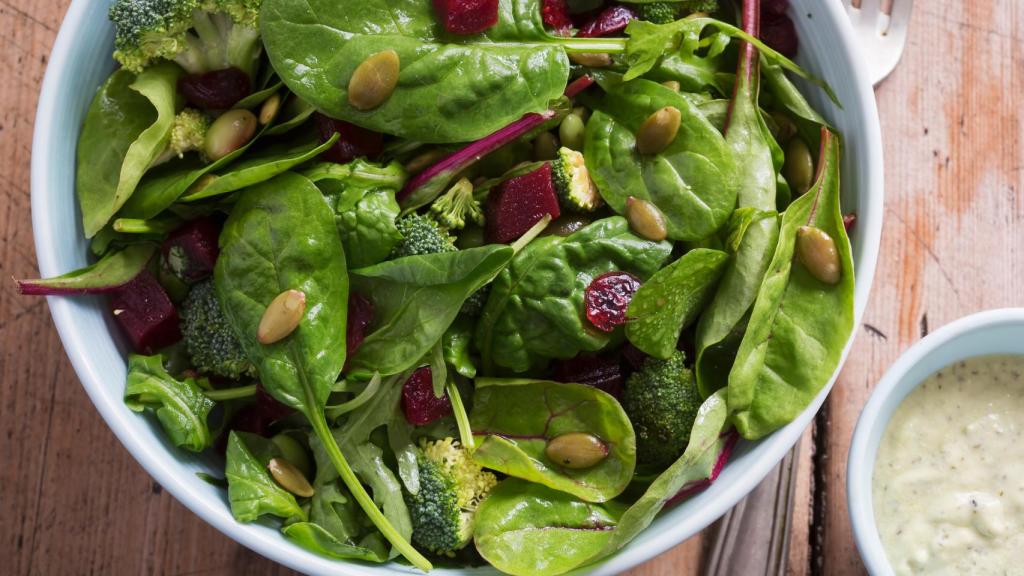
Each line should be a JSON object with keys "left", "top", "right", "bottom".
{"left": 847, "top": 309, "right": 1024, "bottom": 575}
{"left": 31, "top": 1, "right": 883, "bottom": 574}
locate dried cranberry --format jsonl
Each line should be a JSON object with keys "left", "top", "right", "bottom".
{"left": 762, "top": 0, "right": 790, "bottom": 18}
{"left": 401, "top": 367, "right": 452, "bottom": 426}
{"left": 346, "top": 292, "right": 374, "bottom": 360}
{"left": 178, "top": 68, "right": 251, "bottom": 111}
{"left": 760, "top": 4, "right": 798, "bottom": 57}
{"left": 843, "top": 213, "right": 857, "bottom": 232}
{"left": 314, "top": 113, "right": 384, "bottom": 164}
{"left": 584, "top": 271, "right": 641, "bottom": 333}
{"left": 433, "top": 0, "right": 500, "bottom": 35}
{"left": 542, "top": 0, "right": 574, "bottom": 31}
{"left": 553, "top": 354, "right": 624, "bottom": 397}
{"left": 577, "top": 5, "right": 636, "bottom": 38}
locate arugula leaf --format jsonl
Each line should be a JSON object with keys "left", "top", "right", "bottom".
{"left": 476, "top": 217, "right": 671, "bottom": 373}
{"left": 728, "top": 129, "right": 854, "bottom": 438}
{"left": 225, "top": 431, "right": 306, "bottom": 523}
{"left": 124, "top": 353, "right": 215, "bottom": 452}
{"left": 470, "top": 378, "right": 636, "bottom": 502}
{"left": 17, "top": 244, "right": 155, "bottom": 295}
{"left": 77, "top": 64, "right": 182, "bottom": 237}
{"left": 626, "top": 249, "right": 729, "bottom": 359}
{"left": 348, "top": 247, "right": 515, "bottom": 376}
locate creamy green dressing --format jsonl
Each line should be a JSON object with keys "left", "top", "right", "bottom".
{"left": 873, "top": 355, "right": 1024, "bottom": 575}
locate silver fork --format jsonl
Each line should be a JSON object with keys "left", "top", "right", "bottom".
{"left": 843, "top": 0, "right": 913, "bottom": 86}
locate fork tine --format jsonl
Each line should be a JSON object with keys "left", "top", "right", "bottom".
{"left": 857, "top": 0, "right": 882, "bottom": 21}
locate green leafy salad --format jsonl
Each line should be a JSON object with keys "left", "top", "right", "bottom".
{"left": 20, "top": 0, "right": 854, "bottom": 572}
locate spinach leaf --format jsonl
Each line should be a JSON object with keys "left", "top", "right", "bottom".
{"left": 123, "top": 353, "right": 215, "bottom": 452}
{"left": 16, "top": 244, "right": 155, "bottom": 295}
{"left": 215, "top": 173, "right": 430, "bottom": 570}
{"left": 476, "top": 217, "right": 671, "bottom": 373}
{"left": 763, "top": 61, "right": 829, "bottom": 152}
{"left": 443, "top": 316, "right": 477, "bottom": 379}
{"left": 583, "top": 78, "right": 739, "bottom": 241}
{"left": 225, "top": 431, "right": 306, "bottom": 523}
{"left": 260, "top": 0, "right": 619, "bottom": 143}
{"left": 304, "top": 160, "right": 407, "bottom": 269}
{"left": 283, "top": 522, "right": 388, "bottom": 562}
{"left": 728, "top": 129, "right": 854, "bottom": 439}
{"left": 635, "top": 25, "right": 734, "bottom": 95}
{"left": 179, "top": 134, "right": 340, "bottom": 202}
{"left": 473, "top": 479, "right": 627, "bottom": 576}
{"left": 77, "top": 64, "right": 182, "bottom": 237}
{"left": 625, "top": 249, "right": 729, "bottom": 359}
{"left": 470, "top": 378, "right": 636, "bottom": 502}
{"left": 348, "top": 246, "right": 515, "bottom": 376}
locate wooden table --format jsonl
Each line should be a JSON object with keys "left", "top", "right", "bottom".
{"left": 2, "top": 1, "right": 1019, "bottom": 574}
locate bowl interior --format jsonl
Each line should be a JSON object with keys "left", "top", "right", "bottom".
{"left": 847, "top": 309, "right": 1024, "bottom": 576}
{"left": 31, "top": 1, "right": 883, "bottom": 574}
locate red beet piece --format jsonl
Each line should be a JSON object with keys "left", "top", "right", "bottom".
{"left": 542, "top": 0, "right": 574, "bottom": 31}
{"left": 553, "top": 354, "right": 624, "bottom": 397}
{"left": 577, "top": 5, "right": 636, "bottom": 38}
{"left": 401, "top": 367, "right": 452, "bottom": 426}
{"left": 346, "top": 292, "right": 374, "bottom": 359}
{"left": 486, "top": 163, "right": 561, "bottom": 244}
{"left": 843, "top": 212, "right": 857, "bottom": 232}
{"left": 178, "top": 67, "right": 251, "bottom": 111}
{"left": 433, "top": 0, "right": 499, "bottom": 35}
{"left": 584, "top": 271, "right": 641, "bottom": 333}
{"left": 564, "top": 75, "right": 595, "bottom": 99}
{"left": 314, "top": 113, "right": 384, "bottom": 164}
{"left": 109, "top": 270, "right": 182, "bottom": 353}
{"left": 161, "top": 217, "right": 221, "bottom": 283}
{"left": 760, "top": 2, "right": 798, "bottom": 57}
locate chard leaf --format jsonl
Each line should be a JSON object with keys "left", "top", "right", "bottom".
{"left": 123, "top": 353, "right": 215, "bottom": 452}
{"left": 225, "top": 431, "right": 306, "bottom": 523}
{"left": 17, "top": 244, "right": 155, "bottom": 295}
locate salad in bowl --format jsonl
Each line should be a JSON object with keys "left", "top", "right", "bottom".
{"left": 22, "top": 0, "right": 856, "bottom": 573}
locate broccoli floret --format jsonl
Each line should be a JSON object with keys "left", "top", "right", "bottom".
{"left": 109, "top": 0, "right": 262, "bottom": 77}
{"left": 429, "top": 178, "right": 484, "bottom": 231}
{"left": 637, "top": 2, "right": 681, "bottom": 24}
{"left": 405, "top": 438, "right": 497, "bottom": 556}
{"left": 551, "top": 147, "right": 602, "bottom": 212}
{"left": 621, "top": 351, "right": 702, "bottom": 469}
{"left": 180, "top": 280, "right": 254, "bottom": 379}
{"left": 390, "top": 213, "right": 457, "bottom": 259}
{"left": 169, "top": 108, "right": 210, "bottom": 158}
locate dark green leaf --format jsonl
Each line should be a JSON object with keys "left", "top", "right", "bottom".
{"left": 17, "top": 244, "right": 155, "bottom": 295}
{"left": 283, "top": 522, "right": 388, "bottom": 562}
{"left": 124, "top": 353, "right": 216, "bottom": 452}
{"left": 443, "top": 316, "right": 477, "bottom": 379}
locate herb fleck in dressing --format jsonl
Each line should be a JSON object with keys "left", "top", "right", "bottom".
{"left": 873, "top": 355, "right": 1024, "bottom": 575}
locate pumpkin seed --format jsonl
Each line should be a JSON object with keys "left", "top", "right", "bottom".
{"left": 405, "top": 149, "right": 446, "bottom": 175}
{"left": 568, "top": 52, "right": 612, "bottom": 68}
{"left": 268, "top": 457, "right": 315, "bottom": 498}
{"left": 636, "top": 106, "right": 681, "bottom": 155}
{"left": 571, "top": 106, "right": 591, "bottom": 122}
{"left": 259, "top": 93, "right": 282, "bottom": 125}
{"left": 533, "top": 132, "right": 560, "bottom": 161}
{"left": 257, "top": 289, "right": 306, "bottom": 344}
{"left": 271, "top": 433, "right": 312, "bottom": 478}
{"left": 770, "top": 111, "right": 797, "bottom": 143}
{"left": 796, "top": 226, "right": 841, "bottom": 284}
{"left": 186, "top": 173, "right": 218, "bottom": 197}
{"left": 559, "top": 113, "right": 586, "bottom": 151}
{"left": 545, "top": 432, "right": 608, "bottom": 469}
{"left": 661, "top": 80, "right": 681, "bottom": 92}
{"left": 348, "top": 50, "right": 400, "bottom": 111}
{"left": 625, "top": 196, "right": 668, "bottom": 241}
{"left": 204, "top": 109, "right": 257, "bottom": 161}
{"left": 543, "top": 214, "right": 592, "bottom": 237}
{"left": 784, "top": 138, "right": 815, "bottom": 195}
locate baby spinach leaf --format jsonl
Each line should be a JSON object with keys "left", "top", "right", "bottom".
{"left": 234, "top": 80, "right": 284, "bottom": 110}
{"left": 261, "top": 0, "right": 619, "bottom": 143}
{"left": 215, "top": 173, "right": 430, "bottom": 570}
{"left": 763, "top": 61, "right": 829, "bottom": 152}
{"left": 283, "top": 522, "right": 387, "bottom": 562}
{"left": 348, "top": 246, "right": 515, "bottom": 376}
{"left": 476, "top": 217, "right": 671, "bottom": 373}
{"left": 78, "top": 64, "right": 182, "bottom": 237}
{"left": 473, "top": 479, "right": 627, "bottom": 576}
{"left": 470, "top": 378, "right": 637, "bottom": 502}
{"left": 443, "top": 316, "right": 477, "bottom": 379}
{"left": 225, "top": 431, "right": 306, "bottom": 523}
{"left": 583, "top": 78, "right": 739, "bottom": 241}
{"left": 123, "top": 353, "right": 215, "bottom": 452}
{"left": 625, "top": 248, "right": 729, "bottom": 359}
{"left": 728, "top": 129, "right": 854, "bottom": 439}
{"left": 17, "top": 244, "right": 155, "bottom": 295}
{"left": 180, "top": 134, "right": 340, "bottom": 202}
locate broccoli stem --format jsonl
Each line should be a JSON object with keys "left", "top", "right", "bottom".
{"left": 325, "top": 372, "right": 383, "bottom": 419}
{"left": 203, "top": 384, "right": 257, "bottom": 401}
{"left": 308, "top": 405, "right": 433, "bottom": 571}
{"left": 446, "top": 380, "right": 474, "bottom": 451}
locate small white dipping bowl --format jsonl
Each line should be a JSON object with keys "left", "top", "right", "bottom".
{"left": 848, "top": 308, "right": 1024, "bottom": 575}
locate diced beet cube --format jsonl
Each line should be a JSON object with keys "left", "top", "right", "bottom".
{"left": 486, "top": 163, "right": 561, "bottom": 244}
{"left": 553, "top": 353, "right": 624, "bottom": 397}
{"left": 109, "top": 270, "right": 182, "bottom": 353}
{"left": 161, "top": 217, "right": 222, "bottom": 283}
{"left": 345, "top": 292, "right": 374, "bottom": 361}
{"left": 433, "top": 0, "right": 499, "bottom": 35}
{"left": 177, "top": 67, "right": 251, "bottom": 111}
{"left": 577, "top": 5, "right": 636, "bottom": 38}
{"left": 314, "top": 113, "right": 384, "bottom": 164}
{"left": 542, "top": 0, "right": 574, "bottom": 31}
{"left": 401, "top": 367, "right": 452, "bottom": 426}
{"left": 584, "top": 271, "right": 641, "bottom": 333}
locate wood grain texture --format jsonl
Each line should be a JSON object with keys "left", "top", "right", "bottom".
{"left": 1, "top": 0, "right": 1018, "bottom": 575}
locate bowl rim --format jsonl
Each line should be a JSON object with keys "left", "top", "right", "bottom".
{"left": 31, "top": 1, "right": 884, "bottom": 574}
{"left": 846, "top": 308, "right": 1024, "bottom": 576}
